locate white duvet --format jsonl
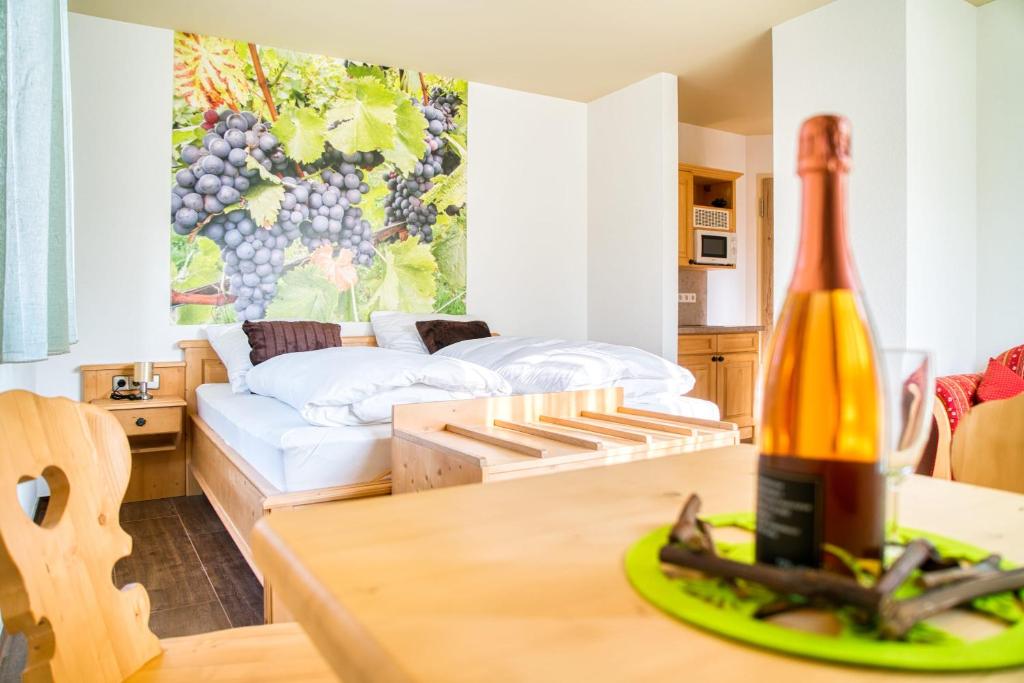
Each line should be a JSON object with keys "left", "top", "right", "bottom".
{"left": 246, "top": 346, "right": 511, "bottom": 426}
{"left": 435, "top": 336, "right": 696, "bottom": 399}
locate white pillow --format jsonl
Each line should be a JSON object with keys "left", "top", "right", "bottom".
{"left": 245, "top": 346, "right": 511, "bottom": 426}
{"left": 370, "top": 311, "right": 484, "bottom": 355}
{"left": 205, "top": 323, "right": 254, "bottom": 394}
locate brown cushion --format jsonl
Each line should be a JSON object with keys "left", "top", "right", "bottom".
{"left": 242, "top": 321, "right": 342, "bottom": 365}
{"left": 415, "top": 320, "right": 491, "bottom": 354}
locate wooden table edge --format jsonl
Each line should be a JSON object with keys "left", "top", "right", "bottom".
{"left": 250, "top": 516, "right": 415, "bottom": 683}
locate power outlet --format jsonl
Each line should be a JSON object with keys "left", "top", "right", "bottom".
{"left": 679, "top": 292, "right": 697, "bottom": 304}
{"left": 111, "top": 374, "right": 161, "bottom": 392}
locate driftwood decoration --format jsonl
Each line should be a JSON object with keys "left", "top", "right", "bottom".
{"left": 659, "top": 494, "right": 1024, "bottom": 640}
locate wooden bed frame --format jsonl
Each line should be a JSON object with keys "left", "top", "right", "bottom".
{"left": 179, "top": 338, "right": 392, "bottom": 623}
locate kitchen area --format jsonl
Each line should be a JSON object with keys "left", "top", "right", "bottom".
{"left": 677, "top": 162, "right": 771, "bottom": 442}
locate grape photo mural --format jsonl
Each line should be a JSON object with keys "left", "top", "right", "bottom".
{"left": 170, "top": 33, "right": 467, "bottom": 323}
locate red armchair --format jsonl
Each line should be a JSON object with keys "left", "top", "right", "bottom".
{"left": 929, "top": 344, "right": 1024, "bottom": 479}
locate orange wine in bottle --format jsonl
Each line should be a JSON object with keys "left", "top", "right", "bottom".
{"left": 755, "top": 115, "right": 884, "bottom": 571}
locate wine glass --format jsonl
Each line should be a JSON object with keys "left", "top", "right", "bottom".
{"left": 880, "top": 349, "right": 935, "bottom": 538}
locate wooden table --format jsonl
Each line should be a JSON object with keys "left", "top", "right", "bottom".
{"left": 250, "top": 445, "right": 1024, "bottom": 682}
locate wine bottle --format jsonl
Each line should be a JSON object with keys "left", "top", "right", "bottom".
{"left": 755, "top": 115, "right": 884, "bottom": 571}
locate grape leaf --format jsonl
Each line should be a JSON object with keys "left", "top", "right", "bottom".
{"left": 309, "top": 246, "right": 359, "bottom": 292}
{"left": 431, "top": 217, "right": 466, "bottom": 291}
{"left": 174, "top": 33, "right": 251, "bottom": 110}
{"left": 173, "top": 237, "right": 223, "bottom": 290}
{"left": 382, "top": 97, "right": 428, "bottom": 174}
{"left": 172, "top": 125, "right": 205, "bottom": 151}
{"left": 433, "top": 279, "right": 466, "bottom": 315}
{"left": 324, "top": 79, "right": 399, "bottom": 155}
{"left": 175, "top": 304, "right": 214, "bottom": 325}
{"left": 345, "top": 63, "right": 388, "bottom": 84}
{"left": 431, "top": 219, "right": 466, "bottom": 313}
{"left": 272, "top": 107, "right": 327, "bottom": 164}
{"left": 444, "top": 125, "right": 468, "bottom": 161}
{"left": 359, "top": 175, "right": 390, "bottom": 229}
{"left": 245, "top": 183, "right": 286, "bottom": 228}
{"left": 362, "top": 238, "right": 438, "bottom": 313}
{"left": 420, "top": 160, "right": 466, "bottom": 212}
{"left": 265, "top": 265, "right": 342, "bottom": 322}
{"left": 245, "top": 156, "right": 283, "bottom": 184}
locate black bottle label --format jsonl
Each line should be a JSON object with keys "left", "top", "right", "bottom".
{"left": 755, "top": 461, "right": 823, "bottom": 568}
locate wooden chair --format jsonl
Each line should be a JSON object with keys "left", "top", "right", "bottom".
{"left": 0, "top": 391, "right": 336, "bottom": 682}
{"left": 950, "top": 390, "right": 1024, "bottom": 494}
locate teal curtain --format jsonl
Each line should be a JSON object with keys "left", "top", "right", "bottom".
{"left": 0, "top": 0, "right": 76, "bottom": 363}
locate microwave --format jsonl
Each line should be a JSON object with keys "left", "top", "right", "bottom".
{"left": 693, "top": 229, "right": 736, "bottom": 266}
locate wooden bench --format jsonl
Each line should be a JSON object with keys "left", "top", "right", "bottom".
{"left": 391, "top": 388, "right": 740, "bottom": 493}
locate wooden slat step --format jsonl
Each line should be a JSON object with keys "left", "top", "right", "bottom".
{"left": 492, "top": 419, "right": 604, "bottom": 450}
{"left": 444, "top": 423, "right": 548, "bottom": 458}
{"left": 578, "top": 411, "right": 697, "bottom": 437}
{"left": 537, "top": 415, "right": 653, "bottom": 444}
{"left": 616, "top": 406, "right": 738, "bottom": 432}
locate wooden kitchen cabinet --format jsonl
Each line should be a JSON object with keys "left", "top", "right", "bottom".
{"left": 681, "top": 354, "right": 716, "bottom": 403}
{"left": 678, "top": 163, "right": 742, "bottom": 270}
{"left": 678, "top": 332, "right": 759, "bottom": 440}
{"left": 717, "top": 352, "right": 758, "bottom": 428}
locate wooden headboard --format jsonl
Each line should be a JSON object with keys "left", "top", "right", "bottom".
{"left": 178, "top": 335, "right": 378, "bottom": 415}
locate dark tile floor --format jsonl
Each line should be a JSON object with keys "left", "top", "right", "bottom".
{"left": 114, "top": 495, "right": 264, "bottom": 635}
{"left": 0, "top": 495, "right": 263, "bottom": 682}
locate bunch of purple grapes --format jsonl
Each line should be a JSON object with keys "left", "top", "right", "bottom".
{"left": 172, "top": 108, "right": 393, "bottom": 320}
{"left": 198, "top": 210, "right": 292, "bottom": 321}
{"left": 382, "top": 89, "right": 463, "bottom": 244}
{"left": 170, "top": 109, "right": 289, "bottom": 236}
{"left": 285, "top": 150, "right": 382, "bottom": 267}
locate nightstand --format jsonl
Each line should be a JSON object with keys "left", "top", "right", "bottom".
{"left": 91, "top": 396, "right": 186, "bottom": 452}
{"left": 81, "top": 362, "right": 187, "bottom": 502}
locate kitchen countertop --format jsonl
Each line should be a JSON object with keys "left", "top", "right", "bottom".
{"left": 678, "top": 325, "right": 764, "bottom": 334}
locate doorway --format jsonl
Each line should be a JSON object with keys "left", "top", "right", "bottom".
{"left": 757, "top": 175, "right": 774, "bottom": 340}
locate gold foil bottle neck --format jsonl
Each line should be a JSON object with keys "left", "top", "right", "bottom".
{"left": 798, "top": 115, "right": 851, "bottom": 174}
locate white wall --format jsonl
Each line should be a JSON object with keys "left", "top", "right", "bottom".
{"left": 905, "top": 0, "right": 977, "bottom": 374}
{"left": 35, "top": 15, "right": 181, "bottom": 400}
{"left": 976, "top": 0, "right": 1024, "bottom": 364}
{"left": 32, "top": 14, "right": 590, "bottom": 399}
{"left": 0, "top": 363, "right": 36, "bottom": 392}
{"left": 677, "top": 124, "right": 770, "bottom": 326}
{"left": 774, "top": 0, "right": 1009, "bottom": 375}
{"left": 773, "top": 0, "right": 909, "bottom": 350}
{"left": 587, "top": 74, "right": 678, "bottom": 359}
{"left": 466, "top": 84, "right": 588, "bottom": 339}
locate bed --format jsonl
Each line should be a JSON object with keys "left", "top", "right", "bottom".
{"left": 179, "top": 334, "right": 723, "bottom": 622}
{"left": 180, "top": 337, "right": 397, "bottom": 622}
{"left": 196, "top": 383, "right": 391, "bottom": 492}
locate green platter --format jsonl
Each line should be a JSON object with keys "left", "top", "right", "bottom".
{"left": 625, "top": 515, "right": 1024, "bottom": 672}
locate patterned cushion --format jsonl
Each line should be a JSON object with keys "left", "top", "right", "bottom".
{"left": 242, "top": 320, "right": 342, "bottom": 365}
{"left": 415, "top": 319, "right": 491, "bottom": 354}
{"left": 993, "top": 344, "right": 1024, "bottom": 377}
{"left": 977, "top": 357, "right": 1024, "bottom": 403}
{"left": 934, "top": 344, "right": 1024, "bottom": 434}
{"left": 935, "top": 373, "right": 983, "bottom": 435}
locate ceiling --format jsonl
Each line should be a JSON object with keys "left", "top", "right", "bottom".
{"left": 70, "top": 0, "right": 837, "bottom": 135}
